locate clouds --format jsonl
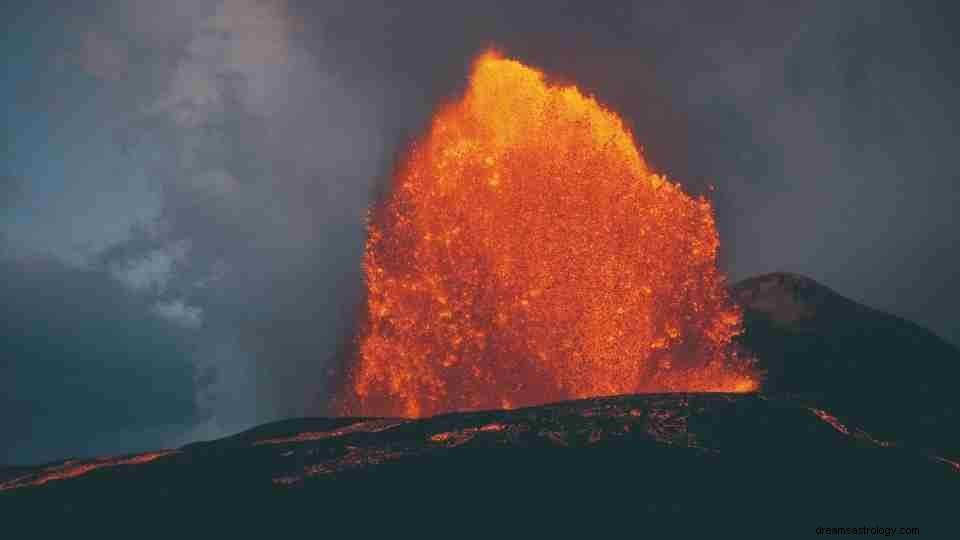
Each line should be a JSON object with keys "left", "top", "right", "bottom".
{"left": 72, "top": 29, "right": 132, "bottom": 82}
{"left": 110, "top": 240, "right": 188, "bottom": 292}
{"left": 0, "top": 175, "right": 22, "bottom": 209}
{"left": 142, "top": 0, "right": 301, "bottom": 130}
{"left": 153, "top": 299, "right": 204, "bottom": 329}
{"left": 74, "top": 0, "right": 385, "bottom": 429}
{"left": 0, "top": 256, "right": 200, "bottom": 464}
{"left": 129, "top": 0, "right": 382, "bottom": 422}
{"left": 2, "top": 0, "right": 367, "bottom": 459}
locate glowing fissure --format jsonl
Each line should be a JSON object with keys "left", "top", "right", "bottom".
{"left": 0, "top": 450, "right": 178, "bottom": 491}
{"left": 337, "top": 50, "right": 758, "bottom": 418}
{"left": 253, "top": 420, "right": 406, "bottom": 446}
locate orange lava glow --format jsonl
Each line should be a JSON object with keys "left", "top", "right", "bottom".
{"left": 0, "top": 450, "right": 178, "bottom": 492}
{"left": 253, "top": 420, "right": 406, "bottom": 446}
{"left": 337, "top": 50, "right": 758, "bottom": 418}
{"left": 810, "top": 408, "right": 851, "bottom": 436}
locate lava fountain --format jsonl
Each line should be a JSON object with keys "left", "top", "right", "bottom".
{"left": 336, "top": 50, "right": 759, "bottom": 418}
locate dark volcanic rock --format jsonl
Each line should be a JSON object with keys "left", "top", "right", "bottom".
{"left": 733, "top": 273, "right": 960, "bottom": 459}
{"left": 2, "top": 394, "right": 956, "bottom": 531}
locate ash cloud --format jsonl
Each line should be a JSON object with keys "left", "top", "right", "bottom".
{"left": 88, "top": 0, "right": 386, "bottom": 431}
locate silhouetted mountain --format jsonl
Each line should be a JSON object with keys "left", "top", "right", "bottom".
{"left": 733, "top": 272, "right": 960, "bottom": 458}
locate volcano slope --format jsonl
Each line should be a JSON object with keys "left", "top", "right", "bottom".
{"left": 733, "top": 272, "right": 960, "bottom": 460}
{"left": 1, "top": 393, "right": 956, "bottom": 531}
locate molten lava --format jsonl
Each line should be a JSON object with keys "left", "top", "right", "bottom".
{"left": 0, "top": 451, "right": 178, "bottom": 492}
{"left": 338, "top": 50, "right": 758, "bottom": 418}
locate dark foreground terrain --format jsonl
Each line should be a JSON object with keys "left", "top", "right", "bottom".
{"left": 2, "top": 393, "right": 956, "bottom": 532}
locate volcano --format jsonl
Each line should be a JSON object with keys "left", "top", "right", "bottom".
{"left": 3, "top": 276, "right": 958, "bottom": 531}
{"left": 4, "top": 49, "right": 957, "bottom": 531}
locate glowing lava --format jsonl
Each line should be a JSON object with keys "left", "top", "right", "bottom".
{"left": 0, "top": 451, "right": 178, "bottom": 492}
{"left": 338, "top": 50, "right": 758, "bottom": 418}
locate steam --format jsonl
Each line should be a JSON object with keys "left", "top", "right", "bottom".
{"left": 78, "top": 0, "right": 385, "bottom": 440}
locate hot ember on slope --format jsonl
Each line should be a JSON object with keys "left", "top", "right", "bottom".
{"left": 337, "top": 50, "right": 758, "bottom": 418}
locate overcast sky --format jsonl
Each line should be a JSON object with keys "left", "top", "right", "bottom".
{"left": 2, "top": 0, "right": 958, "bottom": 464}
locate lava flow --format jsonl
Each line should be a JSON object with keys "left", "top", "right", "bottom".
{"left": 0, "top": 451, "right": 178, "bottom": 492}
{"left": 337, "top": 50, "right": 758, "bottom": 418}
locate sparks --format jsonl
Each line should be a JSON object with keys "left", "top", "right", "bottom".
{"left": 337, "top": 49, "right": 758, "bottom": 418}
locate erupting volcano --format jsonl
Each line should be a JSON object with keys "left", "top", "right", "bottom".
{"left": 337, "top": 50, "right": 759, "bottom": 418}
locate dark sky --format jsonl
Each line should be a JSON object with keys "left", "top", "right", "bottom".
{"left": 2, "top": 0, "right": 958, "bottom": 465}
